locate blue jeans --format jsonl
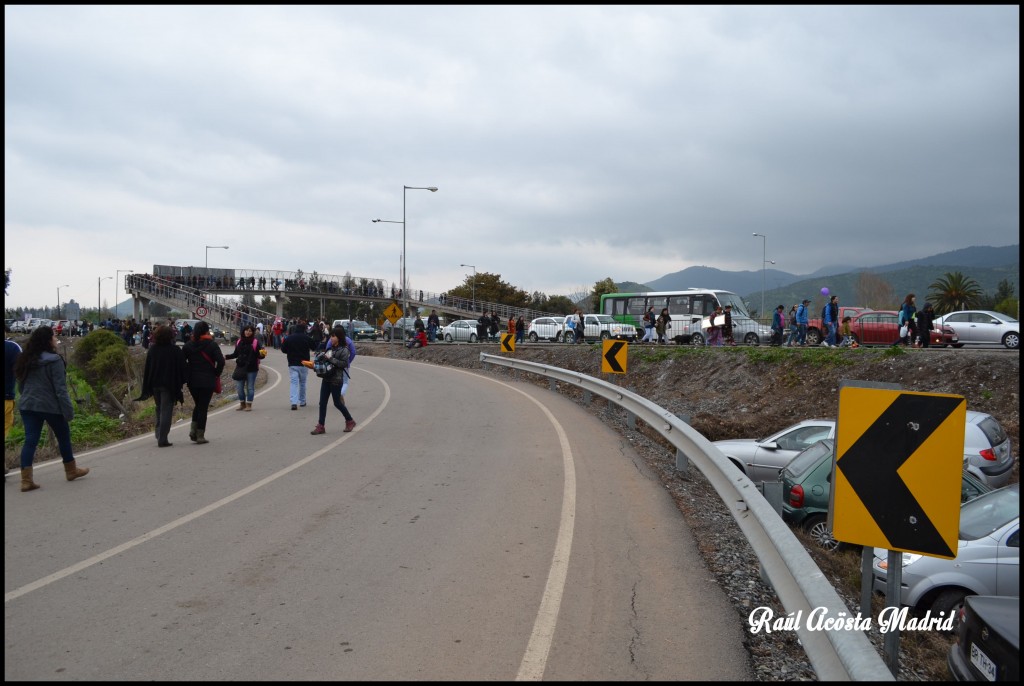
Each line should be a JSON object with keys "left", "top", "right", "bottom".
{"left": 785, "top": 325, "right": 798, "bottom": 346}
{"left": 288, "top": 365, "right": 309, "bottom": 406}
{"left": 19, "top": 410, "right": 75, "bottom": 468}
{"left": 826, "top": 321, "right": 838, "bottom": 345}
{"left": 235, "top": 371, "right": 257, "bottom": 403}
{"left": 797, "top": 324, "right": 807, "bottom": 345}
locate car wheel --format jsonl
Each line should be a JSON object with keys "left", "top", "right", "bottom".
{"left": 1002, "top": 332, "right": 1020, "bottom": 349}
{"left": 952, "top": 343, "right": 965, "bottom": 349}
{"left": 744, "top": 332, "right": 760, "bottom": 346}
{"left": 806, "top": 328, "right": 822, "bottom": 346}
{"left": 931, "top": 589, "right": 967, "bottom": 631}
{"left": 529, "top": 332, "right": 538, "bottom": 342}
{"left": 469, "top": 333, "right": 477, "bottom": 343}
{"left": 445, "top": 334, "right": 453, "bottom": 342}
{"left": 691, "top": 332, "right": 705, "bottom": 347}
{"left": 804, "top": 515, "right": 843, "bottom": 552}
{"left": 600, "top": 331, "right": 611, "bottom": 340}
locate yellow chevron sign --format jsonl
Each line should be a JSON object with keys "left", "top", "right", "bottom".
{"left": 602, "top": 340, "right": 627, "bottom": 374}
{"left": 500, "top": 333, "right": 515, "bottom": 352}
{"left": 831, "top": 387, "right": 966, "bottom": 558}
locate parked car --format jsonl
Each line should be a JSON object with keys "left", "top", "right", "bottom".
{"left": 382, "top": 317, "right": 423, "bottom": 341}
{"left": 695, "top": 311, "right": 775, "bottom": 346}
{"left": 871, "top": 483, "right": 1019, "bottom": 621}
{"left": 333, "top": 319, "right": 378, "bottom": 341}
{"left": 9, "top": 320, "right": 27, "bottom": 333}
{"left": 934, "top": 310, "right": 1020, "bottom": 350}
{"left": 561, "top": 314, "right": 634, "bottom": 342}
{"left": 713, "top": 418, "right": 837, "bottom": 483}
{"left": 781, "top": 439, "right": 993, "bottom": 551}
{"left": 805, "top": 306, "right": 872, "bottom": 346}
{"left": 441, "top": 319, "right": 479, "bottom": 343}
{"left": 54, "top": 320, "right": 71, "bottom": 336}
{"left": 847, "top": 310, "right": 958, "bottom": 347}
{"left": 527, "top": 316, "right": 566, "bottom": 342}
{"left": 963, "top": 411, "right": 1015, "bottom": 489}
{"left": 947, "top": 595, "right": 1019, "bottom": 681}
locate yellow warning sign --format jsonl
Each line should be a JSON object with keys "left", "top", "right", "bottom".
{"left": 500, "top": 333, "right": 515, "bottom": 352}
{"left": 832, "top": 387, "right": 966, "bottom": 558}
{"left": 383, "top": 302, "right": 403, "bottom": 325}
{"left": 601, "top": 340, "right": 627, "bottom": 374}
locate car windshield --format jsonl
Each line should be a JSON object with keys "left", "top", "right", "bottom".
{"left": 593, "top": 315, "right": 615, "bottom": 323}
{"left": 350, "top": 321, "right": 371, "bottom": 327}
{"left": 959, "top": 485, "right": 1019, "bottom": 541}
{"left": 783, "top": 440, "right": 833, "bottom": 479}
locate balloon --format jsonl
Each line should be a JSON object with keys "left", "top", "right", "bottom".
{"left": 820, "top": 287, "right": 829, "bottom": 296}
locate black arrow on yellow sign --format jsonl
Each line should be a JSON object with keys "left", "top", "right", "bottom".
{"left": 500, "top": 333, "right": 515, "bottom": 352}
{"left": 837, "top": 393, "right": 963, "bottom": 558}
{"left": 602, "top": 340, "right": 627, "bottom": 374}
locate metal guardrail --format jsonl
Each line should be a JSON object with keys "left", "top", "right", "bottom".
{"left": 479, "top": 352, "right": 893, "bottom": 681}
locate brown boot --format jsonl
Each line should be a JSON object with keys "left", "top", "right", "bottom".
{"left": 21, "top": 467, "right": 40, "bottom": 492}
{"left": 243, "top": 402, "right": 252, "bottom": 412}
{"left": 63, "top": 460, "right": 90, "bottom": 481}
{"left": 236, "top": 401, "right": 247, "bottom": 411}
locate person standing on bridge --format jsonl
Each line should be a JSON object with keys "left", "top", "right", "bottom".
{"left": 182, "top": 321, "right": 224, "bottom": 444}
{"left": 14, "top": 326, "right": 90, "bottom": 491}
{"left": 310, "top": 326, "right": 356, "bottom": 435}
{"left": 225, "top": 324, "right": 265, "bottom": 411}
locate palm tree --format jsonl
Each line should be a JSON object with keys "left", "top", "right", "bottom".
{"left": 928, "top": 271, "right": 983, "bottom": 314}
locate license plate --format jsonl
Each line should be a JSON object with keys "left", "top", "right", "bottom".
{"left": 970, "top": 642, "right": 997, "bottom": 681}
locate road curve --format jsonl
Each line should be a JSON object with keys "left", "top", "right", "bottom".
{"left": 4, "top": 347, "right": 752, "bottom": 681}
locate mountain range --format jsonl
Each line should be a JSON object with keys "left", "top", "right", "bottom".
{"left": 618, "top": 244, "right": 1019, "bottom": 316}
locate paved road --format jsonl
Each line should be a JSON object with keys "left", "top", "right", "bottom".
{"left": 5, "top": 346, "right": 752, "bottom": 680}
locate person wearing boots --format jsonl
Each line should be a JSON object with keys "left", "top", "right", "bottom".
{"left": 182, "top": 321, "right": 225, "bottom": 444}
{"left": 14, "top": 326, "right": 89, "bottom": 492}
{"left": 137, "top": 325, "right": 187, "bottom": 447}
{"left": 310, "top": 326, "right": 357, "bottom": 435}
{"left": 225, "top": 324, "right": 264, "bottom": 411}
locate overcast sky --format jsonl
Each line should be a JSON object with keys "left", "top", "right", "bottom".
{"left": 5, "top": 5, "right": 1019, "bottom": 312}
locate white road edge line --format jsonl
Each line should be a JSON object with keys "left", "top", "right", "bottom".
{"left": 4, "top": 368, "right": 390, "bottom": 604}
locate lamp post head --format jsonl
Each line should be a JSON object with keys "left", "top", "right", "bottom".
{"left": 427, "top": 187, "right": 438, "bottom": 192}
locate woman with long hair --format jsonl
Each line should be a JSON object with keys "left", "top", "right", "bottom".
{"left": 138, "top": 324, "right": 187, "bottom": 447}
{"left": 310, "top": 326, "right": 356, "bottom": 435}
{"left": 182, "top": 320, "right": 225, "bottom": 443}
{"left": 225, "top": 324, "right": 264, "bottom": 411}
{"left": 13, "top": 325, "right": 89, "bottom": 491}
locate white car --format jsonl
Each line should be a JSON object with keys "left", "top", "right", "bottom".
{"left": 442, "top": 319, "right": 479, "bottom": 343}
{"left": 527, "top": 316, "right": 565, "bottom": 342}
{"left": 934, "top": 310, "right": 1019, "bottom": 349}
{"left": 562, "top": 314, "right": 634, "bottom": 342}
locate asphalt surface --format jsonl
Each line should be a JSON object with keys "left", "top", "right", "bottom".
{"left": 5, "top": 346, "right": 752, "bottom": 681}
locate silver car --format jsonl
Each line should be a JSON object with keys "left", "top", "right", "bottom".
{"left": 442, "top": 319, "right": 479, "bottom": 343}
{"left": 934, "top": 310, "right": 1019, "bottom": 349}
{"left": 871, "top": 483, "right": 1019, "bottom": 619}
{"left": 713, "top": 419, "right": 837, "bottom": 483}
{"left": 963, "top": 410, "right": 1015, "bottom": 489}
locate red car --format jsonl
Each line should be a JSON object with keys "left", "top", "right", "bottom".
{"left": 847, "top": 310, "right": 958, "bottom": 347}
{"left": 807, "top": 306, "right": 871, "bottom": 346}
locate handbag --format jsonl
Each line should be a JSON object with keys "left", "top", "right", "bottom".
{"left": 232, "top": 364, "right": 248, "bottom": 381}
{"left": 199, "top": 350, "right": 222, "bottom": 394}
{"left": 312, "top": 352, "right": 331, "bottom": 377}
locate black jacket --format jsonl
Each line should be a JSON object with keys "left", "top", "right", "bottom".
{"left": 183, "top": 337, "right": 226, "bottom": 391}
{"left": 225, "top": 335, "right": 264, "bottom": 373}
{"left": 140, "top": 342, "right": 187, "bottom": 404}
{"left": 281, "top": 331, "right": 317, "bottom": 367}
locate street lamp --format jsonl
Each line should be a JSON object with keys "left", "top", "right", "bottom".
{"left": 752, "top": 233, "right": 767, "bottom": 321}
{"left": 116, "top": 270, "right": 134, "bottom": 319}
{"left": 403, "top": 185, "right": 438, "bottom": 337}
{"left": 206, "top": 245, "right": 229, "bottom": 271}
{"left": 460, "top": 264, "right": 477, "bottom": 312}
{"left": 57, "top": 284, "right": 69, "bottom": 320}
{"left": 98, "top": 276, "right": 113, "bottom": 322}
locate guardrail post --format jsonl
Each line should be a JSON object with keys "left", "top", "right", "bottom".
{"left": 626, "top": 411, "right": 635, "bottom": 430}
{"left": 675, "top": 448, "right": 689, "bottom": 475}
{"left": 549, "top": 378, "right": 557, "bottom": 391}
{"left": 582, "top": 390, "right": 592, "bottom": 405}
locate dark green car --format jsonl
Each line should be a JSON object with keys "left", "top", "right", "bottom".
{"left": 781, "top": 439, "right": 992, "bottom": 551}
{"left": 334, "top": 319, "right": 378, "bottom": 341}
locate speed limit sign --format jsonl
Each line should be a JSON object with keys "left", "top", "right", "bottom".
{"left": 195, "top": 306, "right": 208, "bottom": 318}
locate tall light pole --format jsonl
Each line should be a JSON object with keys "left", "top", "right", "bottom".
{"left": 753, "top": 233, "right": 766, "bottom": 321}
{"left": 372, "top": 219, "right": 404, "bottom": 340}
{"left": 57, "top": 284, "right": 69, "bottom": 320}
{"left": 115, "top": 270, "right": 134, "bottom": 319}
{"left": 403, "top": 185, "right": 438, "bottom": 337}
{"left": 206, "top": 245, "right": 229, "bottom": 271}
{"left": 460, "top": 264, "right": 477, "bottom": 312}
{"left": 98, "top": 276, "right": 112, "bottom": 323}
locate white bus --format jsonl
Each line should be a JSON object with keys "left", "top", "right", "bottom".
{"left": 599, "top": 288, "right": 773, "bottom": 345}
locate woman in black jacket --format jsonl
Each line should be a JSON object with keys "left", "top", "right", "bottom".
{"left": 182, "top": 321, "right": 225, "bottom": 444}
{"left": 225, "top": 324, "right": 264, "bottom": 412}
{"left": 139, "top": 324, "right": 187, "bottom": 447}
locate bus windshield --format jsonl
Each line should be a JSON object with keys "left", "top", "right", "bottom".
{"left": 714, "top": 292, "right": 750, "bottom": 317}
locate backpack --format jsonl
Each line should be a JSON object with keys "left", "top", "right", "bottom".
{"left": 312, "top": 352, "right": 332, "bottom": 377}
{"left": 821, "top": 305, "right": 829, "bottom": 322}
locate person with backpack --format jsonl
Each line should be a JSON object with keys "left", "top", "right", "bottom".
{"left": 796, "top": 299, "right": 810, "bottom": 346}
{"left": 640, "top": 306, "right": 656, "bottom": 344}
{"left": 310, "top": 326, "right": 356, "bottom": 435}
